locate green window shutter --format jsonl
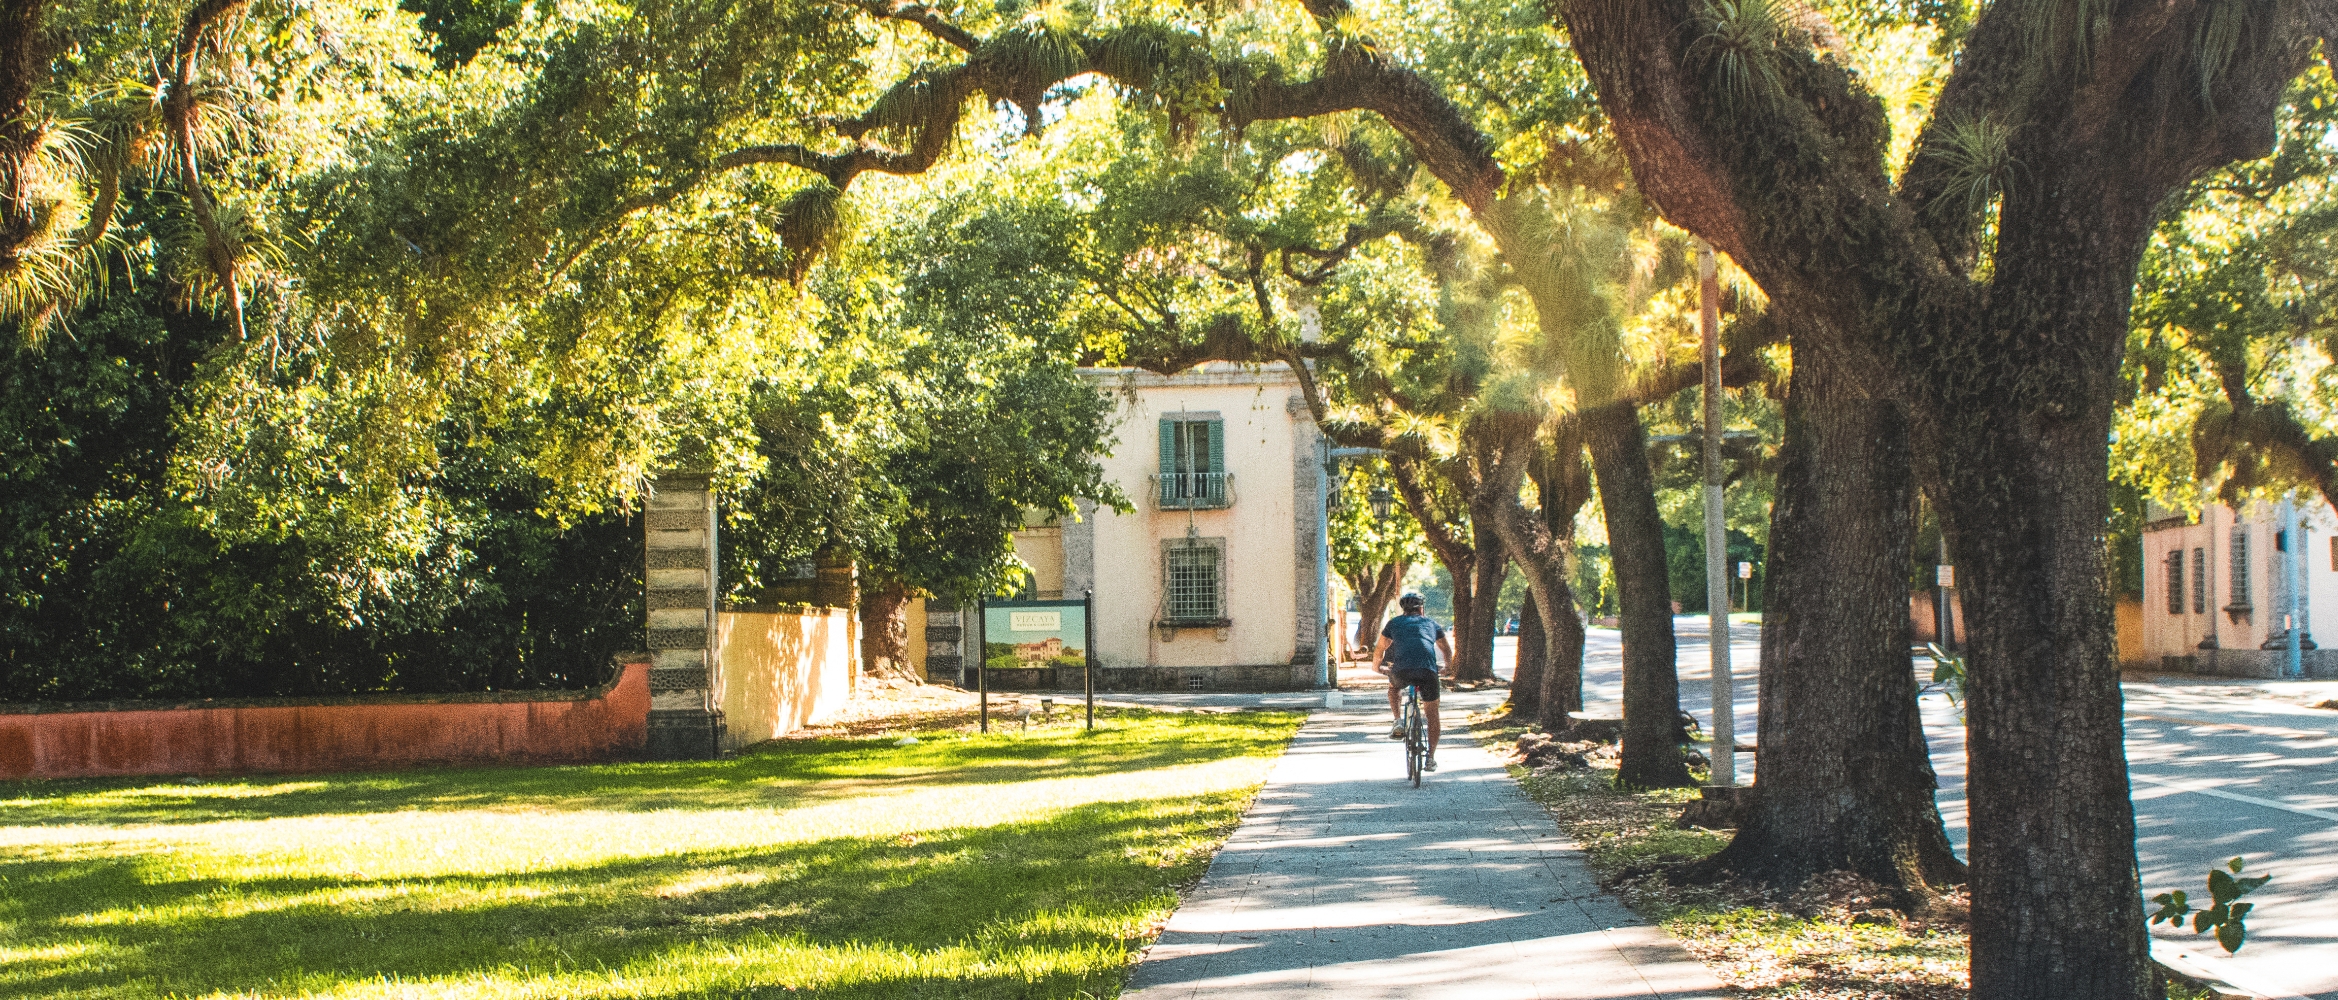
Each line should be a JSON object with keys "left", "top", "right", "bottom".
{"left": 1206, "top": 420, "right": 1226, "bottom": 504}
{"left": 1158, "top": 419, "right": 1178, "bottom": 505}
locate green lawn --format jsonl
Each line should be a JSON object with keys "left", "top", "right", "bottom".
{"left": 0, "top": 708, "right": 1301, "bottom": 999}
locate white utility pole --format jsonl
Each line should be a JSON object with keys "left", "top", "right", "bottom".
{"left": 2286, "top": 492, "right": 2305, "bottom": 679}
{"left": 1698, "top": 242, "right": 1734, "bottom": 786}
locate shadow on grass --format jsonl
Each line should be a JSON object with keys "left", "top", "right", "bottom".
{"left": 0, "top": 794, "right": 1241, "bottom": 1000}
{"left": 0, "top": 708, "right": 1300, "bottom": 826}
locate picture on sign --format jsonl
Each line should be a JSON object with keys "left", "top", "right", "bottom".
{"left": 984, "top": 602, "right": 1088, "bottom": 671}
{"left": 1737, "top": 561, "right": 1754, "bottom": 579}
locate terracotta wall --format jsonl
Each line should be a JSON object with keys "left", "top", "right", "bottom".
{"left": 2115, "top": 597, "right": 2145, "bottom": 667}
{"left": 1909, "top": 592, "right": 2147, "bottom": 666}
{"left": 717, "top": 607, "right": 855, "bottom": 747}
{"left": 0, "top": 660, "right": 651, "bottom": 780}
{"left": 1910, "top": 590, "right": 1964, "bottom": 645}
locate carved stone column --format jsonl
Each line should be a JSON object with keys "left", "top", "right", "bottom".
{"left": 924, "top": 602, "right": 966, "bottom": 687}
{"left": 644, "top": 473, "right": 722, "bottom": 758}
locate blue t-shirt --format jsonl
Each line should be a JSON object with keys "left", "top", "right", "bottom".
{"left": 1381, "top": 614, "right": 1446, "bottom": 673}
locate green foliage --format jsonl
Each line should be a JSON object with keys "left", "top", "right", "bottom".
{"left": 1575, "top": 541, "right": 1618, "bottom": 618}
{"left": 2119, "top": 68, "right": 2338, "bottom": 513}
{"left": 2150, "top": 857, "right": 2270, "bottom": 954}
{"left": 1661, "top": 522, "right": 1766, "bottom": 614}
{"left": 1330, "top": 458, "right": 1431, "bottom": 581}
{"left": 0, "top": 281, "right": 641, "bottom": 702}
{"left": 399, "top": 0, "right": 525, "bottom": 67}
{"left": 723, "top": 175, "right": 1124, "bottom": 606}
{"left": 1922, "top": 642, "right": 1966, "bottom": 709}
{"left": 1921, "top": 112, "right": 2021, "bottom": 219}
{"left": 1687, "top": 0, "right": 1793, "bottom": 113}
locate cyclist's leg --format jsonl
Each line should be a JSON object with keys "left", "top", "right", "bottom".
{"left": 1415, "top": 673, "right": 1443, "bottom": 759}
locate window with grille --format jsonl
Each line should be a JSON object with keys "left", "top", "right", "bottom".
{"left": 1158, "top": 536, "right": 1226, "bottom": 624}
{"left": 2194, "top": 547, "right": 2207, "bottom": 613}
{"left": 2231, "top": 529, "right": 2252, "bottom": 609}
{"left": 2167, "top": 549, "right": 2185, "bottom": 616}
{"left": 1165, "top": 545, "right": 1221, "bottom": 621}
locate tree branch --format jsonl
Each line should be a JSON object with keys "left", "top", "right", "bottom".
{"left": 1390, "top": 454, "right": 1473, "bottom": 571}
{"left": 164, "top": 0, "right": 253, "bottom": 339}
{"left": 844, "top": 0, "right": 978, "bottom": 52}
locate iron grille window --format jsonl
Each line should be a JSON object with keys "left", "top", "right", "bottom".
{"left": 1165, "top": 544, "right": 1221, "bottom": 621}
{"left": 2194, "top": 547, "right": 2207, "bottom": 614}
{"left": 2167, "top": 549, "right": 2185, "bottom": 616}
{"left": 2231, "top": 529, "right": 2252, "bottom": 609}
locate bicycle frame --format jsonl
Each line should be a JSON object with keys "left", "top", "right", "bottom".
{"left": 1401, "top": 684, "right": 1426, "bottom": 787}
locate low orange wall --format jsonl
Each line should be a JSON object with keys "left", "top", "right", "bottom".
{"left": 2116, "top": 597, "right": 2144, "bottom": 667}
{"left": 718, "top": 608, "right": 855, "bottom": 747}
{"left": 0, "top": 660, "right": 650, "bottom": 780}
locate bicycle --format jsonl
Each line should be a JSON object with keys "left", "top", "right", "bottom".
{"left": 1400, "top": 683, "right": 1427, "bottom": 787}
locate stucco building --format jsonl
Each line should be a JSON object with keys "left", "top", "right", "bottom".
{"left": 2141, "top": 497, "right": 2338, "bottom": 677}
{"left": 924, "top": 362, "right": 1333, "bottom": 690}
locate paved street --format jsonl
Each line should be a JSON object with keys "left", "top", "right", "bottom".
{"left": 1557, "top": 618, "right": 2338, "bottom": 1000}
{"left": 1120, "top": 687, "right": 1730, "bottom": 999}
{"left": 1087, "top": 616, "right": 2338, "bottom": 996}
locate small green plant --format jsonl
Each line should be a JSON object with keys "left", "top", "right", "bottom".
{"left": 2149, "top": 857, "right": 2270, "bottom": 953}
{"left": 1922, "top": 642, "right": 1967, "bottom": 710}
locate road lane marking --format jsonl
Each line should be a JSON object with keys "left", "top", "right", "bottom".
{"left": 2129, "top": 771, "right": 2338, "bottom": 824}
{"left": 2126, "top": 713, "right": 2334, "bottom": 740}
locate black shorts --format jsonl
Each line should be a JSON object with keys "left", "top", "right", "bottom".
{"left": 1389, "top": 667, "right": 1441, "bottom": 703}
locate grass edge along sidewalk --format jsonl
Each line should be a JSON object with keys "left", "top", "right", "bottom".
{"left": 1472, "top": 710, "right": 1972, "bottom": 999}
{"left": 0, "top": 705, "right": 1302, "bottom": 1000}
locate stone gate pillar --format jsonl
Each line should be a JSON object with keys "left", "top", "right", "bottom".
{"left": 645, "top": 473, "right": 722, "bottom": 758}
{"left": 924, "top": 602, "right": 966, "bottom": 686}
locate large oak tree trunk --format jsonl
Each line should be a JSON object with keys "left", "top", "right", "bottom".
{"left": 1546, "top": 0, "right": 2311, "bottom": 986}
{"left": 1539, "top": 573, "right": 1587, "bottom": 732}
{"left": 1510, "top": 584, "right": 1545, "bottom": 717}
{"left": 0, "top": 0, "right": 56, "bottom": 277}
{"left": 1488, "top": 428, "right": 1594, "bottom": 731}
{"left": 1937, "top": 411, "right": 2145, "bottom": 994}
{"left": 1584, "top": 402, "right": 1692, "bottom": 788}
{"left": 1534, "top": 468, "right": 1588, "bottom": 733}
{"left": 1347, "top": 562, "right": 1406, "bottom": 656}
{"left": 1693, "top": 340, "right": 1964, "bottom": 902}
{"left": 1494, "top": 504, "right": 1588, "bottom": 731}
{"left": 859, "top": 576, "right": 914, "bottom": 678}
{"left": 1917, "top": 192, "right": 2164, "bottom": 990}
{"left": 1448, "top": 519, "right": 1505, "bottom": 682}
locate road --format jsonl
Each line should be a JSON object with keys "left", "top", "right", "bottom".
{"left": 1483, "top": 617, "right": 2338, "bottom": 999}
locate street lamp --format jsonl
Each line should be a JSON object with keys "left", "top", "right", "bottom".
{"left": 1368, "top": 484, "right": 1395, "bottom": 522}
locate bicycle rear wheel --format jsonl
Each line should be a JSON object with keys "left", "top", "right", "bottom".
{"left": 1404, "top": 691, "right": 1424, "bottom": 787}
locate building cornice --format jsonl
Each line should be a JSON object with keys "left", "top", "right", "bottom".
{"left": 1081, "top": 362, "right": 1305, "bottom": 390}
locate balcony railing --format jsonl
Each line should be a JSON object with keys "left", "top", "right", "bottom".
{"left": 1151, "top": 472, "right": 1233, "bottom": 510}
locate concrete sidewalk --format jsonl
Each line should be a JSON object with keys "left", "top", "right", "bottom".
{"left": 1122, "top": 705, "right": 1729, "bottom": 999}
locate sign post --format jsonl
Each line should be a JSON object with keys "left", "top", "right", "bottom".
{"left": 1935, "top": 562, "right": 1955, "bottom": 651}
{"left": 975, "top": 599, "right": 988, "bottom": 733}
{"left": 979, "top": 598, "right": 1092, "bottom": 730}
{"left": 1085, "top": 589, "right": 1096, "bottom": 730}
{"left": 1697, "top": 241, "right": 1734, "bottom": 788}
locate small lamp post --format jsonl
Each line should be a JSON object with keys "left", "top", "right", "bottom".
{"left": 1368, "top": 484, "right": 1395, "bottom": 522}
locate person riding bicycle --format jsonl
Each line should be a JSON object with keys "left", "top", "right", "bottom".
{"left": 1372, "top": 592, "right": 1454, "bottom": 771}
